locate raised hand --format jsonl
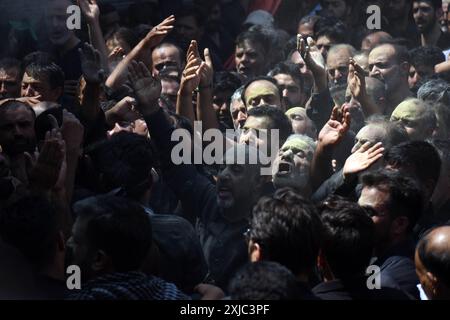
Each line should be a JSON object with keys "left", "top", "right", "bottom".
{"left": 348, "top": 58, "right": 367, "bottom": 100}
{"left": 179, "top": 41, "right": 203, "bottom": 95}
{"left": 298, "top": 36, "right": 326, "bottom": 76}
{"left": 78, "top": 0, "right": 100, "bottom": 24}
{"left": 79, "top": 43, "right": 105, "bottom": 84}
{"left": 128, "top": 60, "right": 162, "bottom": 116}
{"left": 144, "top": 15, "right": 175, "bottom": 48}
{"left": 343, "top": 142, "right": 384, "bottom": 179}
{"left": 61, "top": 110, "right": 84, "bottom": 153}
{"left": 318, "top": 105, "right": 351, "bottom": 147}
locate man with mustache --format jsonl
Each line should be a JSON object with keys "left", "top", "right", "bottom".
{"left": 368, "top": 43, "right": 413, "bottom": 116}
{"left": 413, "top": 0, "right": 450, "bottom": 49}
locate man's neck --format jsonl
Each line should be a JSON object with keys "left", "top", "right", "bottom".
{"left": 421, "top": 23, "right": 442, "bottom": 47}
{"left": 375, "top": 235, "right": 409, "bottom": 258}
{"left": 223, "top": 203, "right": 252, "bottom": 223}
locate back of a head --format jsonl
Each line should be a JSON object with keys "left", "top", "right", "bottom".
{"left": 318, "top": 197, "right": 375, "bottom": 279}
{"left": 417, "top": 226, "right": 450, "bottom": 290}
{"left": 246, "top": 104, "right": 292, "bottom": 143}
{"left": 361, "top": 169, "right": 424, "bottom": 232}
{"left": 267, "top": 61, "right": 304, "bottom": 89}
{"left": 89, "top": 132, "right": 156, "bottom": 199}
{"left": 236, "top": 26, "right": 271, "bottom": 57}
{"left": 0, "top": 195, "right": 59, "bottom": 271}
{"left": 385, "top": 140, "right": 441, "bottom": 193}
{"left": 229, "top": 261, "right": 301, "bottom": 300}
{"left": 409, "top": 46, "right": 445, "bottom": 69}
{"left": 73, "top": 195, "right": 152, "bottom": 272}
{"left": 313, "top": 16, "right": 348, "bottom": 43}
{"left": 249, "top": 188, "right": 322, "bottom": 276}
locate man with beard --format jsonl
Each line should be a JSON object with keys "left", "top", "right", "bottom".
{"left": 326, "top": 44, "right": 356, "bottom": 105}
{"left": 413, "top": 0, "right": 450, "bottom": 50}
{"left": 268, "top": 62, "right": 308, "bottom": 110}
{"left": 408, "top": 46, "right": 445, "bottom": 91}
{"left": 368, "top": 43, "right": 413, "bottom": 116}
{"left": 285, "top": 108, "right": 317, "bottom": 139}
{"left": 390, "top": 98, "right": 437, "bottom": 141}
{"left": 127, "top": 61, "right": 271, "bottom": 289}
{"left": 272, "top": 134, "right": 316, "bottom": 197}
{"left": 0, "top": 59, "right": 22, "bottom": 99}
{"left": 21, "top": 62, "right": 65, "bottom": 103}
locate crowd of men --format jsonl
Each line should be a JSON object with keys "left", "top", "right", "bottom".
{"left": 1, "top": 0, "right": 450, "bottom": 300}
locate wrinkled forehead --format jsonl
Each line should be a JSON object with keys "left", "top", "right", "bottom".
{"left": 391, "top": 100, "right": 425, "bottom": 120}
{"left": 246, "top": 80, "right": 278, "bottom": 98}
{"left": 285, "top": 107, "right": 307, "bottom": 117}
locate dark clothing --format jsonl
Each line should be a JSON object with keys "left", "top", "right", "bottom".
{"left": 143, "top": 207, "right": 208, "bottom": 293}
{"left": 145, "top": 109, "right": 250, "bottom": 290}
{"left": 68, "top": 271, "right": 189, "bottom": 300}
{"left": 52, "top": 42, "right": 83, "bottom": 81}
{"left": 35, "top": 275, "right": 68, "bottom": 300}
{"left": 436, "top": 31, "right": 450, "bottom": 51}
{"left": 313, "top": 277, "right": 412, "bottom": 300}
{"left": 312, "top": 169, "right": 361, "bottom": 203}
{"left": 372, "top": 239, "right": 419, "bottom": 299}
{"left": 306, "top": 89, "right": 334, "bottom": 133}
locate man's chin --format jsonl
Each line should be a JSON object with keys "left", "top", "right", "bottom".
{"left": 217, "top": 197, "right": 235, "bottom": 209}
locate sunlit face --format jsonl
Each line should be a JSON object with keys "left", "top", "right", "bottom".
{"left": 369, "top": 44, "right": 405, "bottom": 94}
{"left": 235, "top": 40, "right": 266, "bottom": 79}
{"left": 316, "top": 36, "right": 334, "bottom": 60}
{"left": 390, "top": 99, "right": 431, "bottom": 141}
{"left": 244, "top": 80, "right": 282, "bottom": 110}
{"left": 239, "top": 115, "right": 273, "bottom": 149}
{"left": 327, "top": 49, "right": 352, "bottom": 86}
{"left": 272, "top": 137, "right": 314, "bottom": 190}
{"left": 285, "top": 107, "right": 316, "bottom": 138}
{"left": 151, "top": 45, "right": 183, "bottom": 77}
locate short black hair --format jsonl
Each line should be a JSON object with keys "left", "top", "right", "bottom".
{"left": 0, "top": 58, "right": 22, "bottom": 74}
{"left": 88, "top": 132, "right": 157, "bottom": 199}
{"left": 236, "top": 26, "right": 271, "bottom": 57}
{"left": 213, "top": 71, "right": 242, "bottom": 95}
{"left": 313, "top": 16, "right": 348, "bottom": 43}
{"left": 249, "top": 188, "right": 322, "bottom": 275}
{"left": 246, "top": 104, "right": 293, "bottom": 143}
{"left": 242, "top": 76, "right": 282, "bottom": 106}
{"left": 24, "top": 62, "right": 65, "bottom": 89}
{"left": 318, "top": 197, "right": 375, "bottom": 279}
{"left": 0, "top": 100, "right": 35, "bottom": 119}
{"left": 268, "top": 61, "right": 305, "bottom": 92}
{"left": 73, "top": 195, "right": 152, "bottom": 272}
{"left": 384, "top": 141, "right": 441, "bottom": 191}
{"left": 360, "top": 169, "right": 424, "bottom": 231}
{"left": 229, "top": 261, "right": 302, "bottom": 300}
{"left": 0, "top": 195, "right": 59, "bottom": 270}
{"left": 413, "top": 0, "right": 443, "bottom": 10}
{"left": 409, "top": 46, "right": 445, "bottom": 69}
{"left": 106, "top": 27, "right": 139, "bottom": 49}
{"left": 22, "top": 52, "right": 56, "bottom": 69}
{"left": 417, "top": 227, "right": 450, "bottom": 288}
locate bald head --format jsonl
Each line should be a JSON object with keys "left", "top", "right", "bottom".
{"left": 361, "top": 31, "right": 393, "bottom": 52}
{"left": 415, "top": 226, "right": 450, "bottom": 299}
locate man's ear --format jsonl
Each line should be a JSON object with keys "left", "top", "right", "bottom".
{"left": 248, "top": 240, "right": 262, "bottom": 262}
{"left": 426, "top": 271, "right": 439, "bottom": 295}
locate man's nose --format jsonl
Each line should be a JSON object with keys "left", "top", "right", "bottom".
{"left": 281, "top": 149, "right": 293, "bottom": 160}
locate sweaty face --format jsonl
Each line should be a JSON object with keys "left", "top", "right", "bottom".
{"left": 369, "top": 45, "right": 405, "bottom": 94}
{"left": 327, "top": 49, "right": 351, "bottom": 86}
{"left": 235, "top": 40, "right": 266, "bottom": 79}
{"left": 274, "top": 73, "right": 305, "bottom": 108}
{"left": 151, "top": 46, "right": 183, "bottom": 77}
{"left": 244, "top": 80, "right": 282, "bottom": 109}
{"left": 46, "top": 0, "right": 75, "bottom": 46}
{"left": 0, "top": 106, "right": 36, "bottom": 156}
{"left": 413, "top": 1, "right": 437, "bottom": 34}
{"left": 0, "top": 68, "right": 21, "bottom": 99}
{"left": 390, "top": 100, "right": 430, "bottom": 141}
{"left": 272, "top": 137, "right": 314, "bottom": 190}
{"left": 21, "top": 73, "right": 61, "bottom": 102}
